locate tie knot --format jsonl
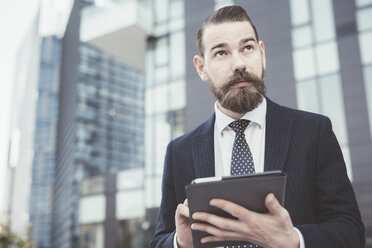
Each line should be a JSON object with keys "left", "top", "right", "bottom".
{"left": 229, "top": 119, "right": 250, "bottom": 134}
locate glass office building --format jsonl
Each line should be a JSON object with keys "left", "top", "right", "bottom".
{"left": 30, "top": 36, "right": 61, "bottom": 248}
{"left": 144, "top": 0, "right": 186, "bottom": 210}
{"left": 289, "top": 0, "right": 352, "bottom": 177}
{"left": 76, "top": 44, "right": 145, "bottom": 178}
{"left": 54, "top": 42, "right": 144, "bottom": 248}
{"left": 51, "top": 1, "right": 145, "bottom": 246}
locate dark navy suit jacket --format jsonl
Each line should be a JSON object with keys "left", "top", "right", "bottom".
{"left": 151, "top": 98, "right": 365, "bottom": 247}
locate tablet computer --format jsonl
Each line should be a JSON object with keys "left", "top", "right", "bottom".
{"left": 185, "top": 170, "right": 286, "bottom": 248}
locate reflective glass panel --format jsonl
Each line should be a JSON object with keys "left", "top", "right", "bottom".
{"left": 356, "top": 7, "right": 372, "bottom": 32}
{"left": 145, "top": 176, "right": 162, "bottom": 208}
{"left": 155, "top": 65, "right": 169, "bottom": 84}
{"left": 170, "top": 31, "right": 185, "bottom": 79}
{"left": 293, "top": 47, "right": 316, "bottom": 80}
{"left": 311, "top": 0, "right": 336, "bottom": 42}
{"left": 155, "top": 114, "right": 171, "bottom": 175}
{"left": 116, "top": 190, "right": 145, "bottom": 219}
{"left": 296, "top": 79, "right": 320, "bottom": 114}
{"left": 315, "top": 41, "right": 340, "bottom": 75}
{"left": 359, "top": 31, "right": 372, "bottom": 64}
{"left": 117, "top": 168, "right": 144, "bottom": 190}
{"left": 362, "top": 65, "right": 372, "bottom": 140}
{"left": 169, "top": 79, "right": 186, "bottom": 110}
{"left": 292, "top": 25, "right": 313, "bottom": 48}
{"left": 170, "top": 0, "right": 184, "bottom": 19}
{"left": 356, "top": 0, "right": 372, "bottom": 7}
{"left": 154, "top": 84, "right": 169, "bottom": 114}
{"left": 79, "top": 195, "right": 106, "bottom": 224}
{"left": 155, "top": 0, "right": 168, "bottom": 23}
{"left": 289, "top": 0, "right": 310, "bottom": 26}
{"left": 214, "top": 0, "right": 234, "bottom": 10}
{"left": 319, "top": 74, "right": 348, "bottom": 145}
{"left": 155, "top": 37, "right": 168, "bottom": 66}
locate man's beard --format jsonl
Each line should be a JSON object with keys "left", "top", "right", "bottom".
{"left": 210, "top": 68, "right": 266, "bottom": 114}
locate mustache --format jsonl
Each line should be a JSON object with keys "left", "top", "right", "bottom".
{"left": 226, "top": 70, "right": 263, "bottom": 88}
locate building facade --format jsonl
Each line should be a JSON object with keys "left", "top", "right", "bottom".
{"left": 30, "top": 36, "right": 61, "bottom": 248}
{"left": 51, "top": 1, "right": 145, "bottom": 247}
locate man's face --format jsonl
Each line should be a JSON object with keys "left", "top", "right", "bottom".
{"left": 194, "top": 21, "right": 266, "bottom": 113}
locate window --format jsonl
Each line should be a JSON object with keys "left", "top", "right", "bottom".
{"left": 319, "top": 74, "right": 348, "bottom": 145}
{"left": 362, "top": 65, "right": 372, "bottom": 139}
{"left": 356, "top": 7, "right": 372, "bottom": 32}
{"left": 293, "top": 47, "right": 316, "bottom": 80}
{"left": 292, "top": 25, "right": 313, "bottom": 49}
{"left": 170, "top": 31, "right": 185, "bottom": 79}
{"left": 214, "top": 0, "right": 234, "bottom": 10}
{"left": 296, "top": 79, "right": 320, "bottom": 114}
{"left": 315, "top": 41, "right": 340, "bottom": 75}
{"left": 358, "top": 31, "right": 372, "bottom": 64}
{"left": 356, "top": 0, "right": 372, "bottom": 7}
{"left": 289, "top": 0, "right": 310, "bottom": 26}
{"left": 311, "top": 0, "right": 336, "bottom": 42}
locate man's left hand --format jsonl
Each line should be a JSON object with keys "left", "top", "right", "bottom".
{"left": 190, "top": 193, "right": 300, "bottom": 248}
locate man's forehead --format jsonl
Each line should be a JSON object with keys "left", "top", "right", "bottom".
{"left": 203, "top": 21, "right": 256, "bottom": 47}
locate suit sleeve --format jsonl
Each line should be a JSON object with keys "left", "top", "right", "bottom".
{"left": 151, "top": 141, "right": 178, "bottom": 248}
{"left": 296, "top": 117, "right": 365, "bottom": 247}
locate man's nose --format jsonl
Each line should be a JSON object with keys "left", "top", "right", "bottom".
{"left": 231, "top": 53, "right": 246, "bottom": 72}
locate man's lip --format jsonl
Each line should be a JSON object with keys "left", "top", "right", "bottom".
{"left": 233, "top": 81, "right": 250, "bottom": 87}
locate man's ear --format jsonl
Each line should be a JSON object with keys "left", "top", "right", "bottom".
{"left": 259, "top": 41, "right": 266, "bottom": 70}
{"left": 193, "top": 55, "right": 208, "bottom": 82}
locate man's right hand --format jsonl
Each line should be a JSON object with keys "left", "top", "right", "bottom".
{"left": 175, "top": 199, "right": 193, "bottom": 248}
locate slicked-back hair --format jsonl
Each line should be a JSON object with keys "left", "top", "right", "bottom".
{"left": 196, "top": 5, "right": 259, "bottom": 57}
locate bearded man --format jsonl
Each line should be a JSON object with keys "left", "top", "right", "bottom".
{"left": 151, "top": 5, "right": 364, "bottom": 248}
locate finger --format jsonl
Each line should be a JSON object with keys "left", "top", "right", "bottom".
{"left": 200, "top": 235, "right": 243, "bottom": 244}
{"left": 191, "top": 223, "right": 241, "bottom": 242}
{"left": 184, "top": 198, "right": 189, "bottom": 207}
{"left": 177, "top": 203, "right": 190, "bottom": 218}
{"left": 265, "top": 193, "right": 282, "bottom": 215}
{"left": 209, "top": 198, "right": 254, "bottom": 219}
{"left": 192, "top": 212, "right": 240, "bottom": 231}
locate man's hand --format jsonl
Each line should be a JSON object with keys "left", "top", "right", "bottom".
{"left": 175, "top": 199, "right": 193, "bottom": 248}
{"left": 190, "top": 193, "right": 300, "bottom": 248}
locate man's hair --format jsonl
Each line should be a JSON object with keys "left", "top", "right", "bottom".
{"left": 196, "top": 5, "right": 259, "bottom": 57}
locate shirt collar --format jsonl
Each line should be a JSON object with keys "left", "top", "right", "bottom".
{"left": 215, "top": 97, "right": 267, "bottom": 135}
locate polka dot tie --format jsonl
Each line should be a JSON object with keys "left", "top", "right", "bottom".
{"left": 229, "top": 119, "right": 256, "bottom": 176}
{"left": 227, "top": 119, "right": 261, "bottom": 248}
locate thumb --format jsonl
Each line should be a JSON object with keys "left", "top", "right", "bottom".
{"left": 265, "top": 193, "right": 281, "bottom": 215}
{"left": 184, "top": 198, "right": 189, "bottom": 207}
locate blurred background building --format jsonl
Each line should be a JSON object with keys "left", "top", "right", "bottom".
{"left": 1, "top": 0, "right": 371, "bottom": 247}
{"left": 29, "top": 36, "right": 61, "bottom": 248}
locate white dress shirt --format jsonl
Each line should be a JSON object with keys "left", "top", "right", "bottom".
{"left": 214, "top": 98, "right": 266, "bottom": 176}
{"left": 174, "top": 98, "right": 304, "bottom": 248}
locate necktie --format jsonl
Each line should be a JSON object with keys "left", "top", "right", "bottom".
{"left": 227, "top": 119, "right": 261, "bottom": 248}
{"left": 229, "top": 119, "right": 256, "bottom": 176}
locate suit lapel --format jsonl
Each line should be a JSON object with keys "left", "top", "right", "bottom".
{"left": 191, "top": 115, "right": 215, "bottom": 178}
{"left": 264, "top": 99, "right": 294, "bottom": 172}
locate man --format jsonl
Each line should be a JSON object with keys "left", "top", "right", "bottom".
{"left": 151, "top": 5, "right": 365, "bottom": 248}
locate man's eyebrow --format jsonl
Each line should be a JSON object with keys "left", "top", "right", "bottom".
{"left": 240, "top": 37, "right": 256, "bottom": 45}
{"left": 210, "top": 43, "right": 227, "bottom": 52}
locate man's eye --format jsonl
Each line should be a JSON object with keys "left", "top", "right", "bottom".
{"left": 215, "top": 51, "right": 225, "bottom": 56}
{"left": 245, "top": 45, "right": 253, "bottom": 51}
